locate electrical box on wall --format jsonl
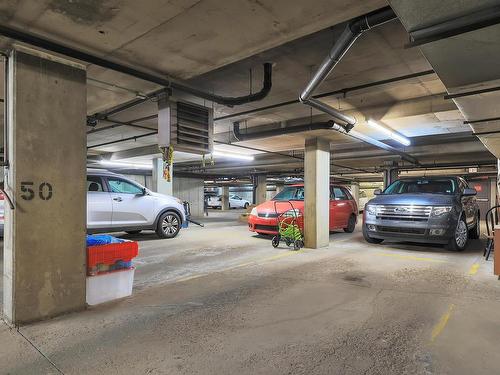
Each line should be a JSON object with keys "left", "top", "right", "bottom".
{"left": 158, "top": 95, "right": 214, "bottom": 155}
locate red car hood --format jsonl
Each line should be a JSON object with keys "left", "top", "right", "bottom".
{"left": 256, "top": 200, "right": 304, "bottom": 215}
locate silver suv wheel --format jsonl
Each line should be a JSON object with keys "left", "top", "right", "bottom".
{"left": 156, "top": 211, "right": 181, "bottom": 239}
{"left": 162, "top": 214, "right": 179, "bottom": 235}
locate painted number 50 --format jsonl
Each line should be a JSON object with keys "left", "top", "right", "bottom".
{"left": 20, "top": 182, "right": 53, "bottom": 201}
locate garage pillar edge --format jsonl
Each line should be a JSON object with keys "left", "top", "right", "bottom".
{"left": 221, "top": 186, "right": 230, "bottom": 210}
{"left": 255, "top": 175, "right": 267, "bottom": 205}
{"left": 304, "top": 137, "right": 330, "bottom": 249}
{"left": 152, "top": 157, "right": 173, "bottom": 196}
{"left": 3, "top": 47, "right": 87, "bottom": 324}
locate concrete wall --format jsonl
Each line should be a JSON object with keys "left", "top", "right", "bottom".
{"left": 152, "top": 158, "right": 173, "bottom": 196}
{"left": 4, "top": 48, "right": 87, "bottom": 324}
{"left": 173, "top": 177, "right": 204, "bottom": 217}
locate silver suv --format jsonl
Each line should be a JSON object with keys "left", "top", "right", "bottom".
{"left": 87, "top": 169, "right": 186, "bottom": 238}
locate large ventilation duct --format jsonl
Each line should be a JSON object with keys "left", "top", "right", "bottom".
{"left": 297, "top": 6, "right": 419, "bottom": 165}
{"left": 299, "top": 6, "right": 397, "bottom": 129}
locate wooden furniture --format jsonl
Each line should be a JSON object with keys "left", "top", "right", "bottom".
{"left": 485, "top": 206, "right": 499, "bottom": 261}
{"left": 495, "top": 225, "right": 500, "bottom": 276}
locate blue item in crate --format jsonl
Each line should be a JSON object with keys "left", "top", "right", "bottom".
{"left": 86, "top": 234, "right": 124, "bottom": 247}
{"left": 112, "top": 260, "right": 133, "bottom": 271}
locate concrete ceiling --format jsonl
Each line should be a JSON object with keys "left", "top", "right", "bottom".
{"left": 0, "top": 1, "right": 496, "bottom": 180}
{"left": 0, "top": 0, "right": 387, "bottom": 113}
{"left": 389, "top": 0, "right": 500, "bottom": 158}
{"left": 84, "top": 15, "right": 490, "bottom": 177}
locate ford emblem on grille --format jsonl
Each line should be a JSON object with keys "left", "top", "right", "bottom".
{"left": 394, "top": 207, "right": 407, "bottom": 213}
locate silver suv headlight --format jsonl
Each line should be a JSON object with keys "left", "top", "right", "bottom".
{"left": 250, "top": 207, "right": 258, "bottom": 216}
{"left": 366, "top": 204, "right": 377, "bottom": 215}
{"left": 431, "top": 206, "right": 452, "bottom": 216}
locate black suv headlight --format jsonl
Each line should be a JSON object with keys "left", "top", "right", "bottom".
{"left": 366, "top": 204, "right": 377, "bottom": 215}
{"left": 431, "top": 206, "right": 452, "bottom": 217}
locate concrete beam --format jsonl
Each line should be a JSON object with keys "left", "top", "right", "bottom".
{"left": 3, "top": 47, "right": 87, "bottom": 324}
{"left": 221, "top": 186, "right": 230, "bottom": 210}
{"left": 255, "top": 175, "right": 267, "bottom": 205}
{"left": 152, "top": 157, "right": 173, "bottom": 196}
{"left": 304, "top": 138, "right": 330, "bottom": 249}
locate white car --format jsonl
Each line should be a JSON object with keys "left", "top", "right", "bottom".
{"left": 208, "top": 194, "right": 250, "bottom": 209}
{"left": 0, "top": 190, "right": 4, "bottom": 236}
{"left": 87, "top": 169, "right": 187, "bottom": 238}
{"left": 0, "top": 171, "right": 186, "bottom": 239}
{"left": 358, "top": 190, "right": 370, "bottom": 213}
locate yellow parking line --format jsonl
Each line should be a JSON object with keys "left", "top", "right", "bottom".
{"left": 175, "top": 249, "right": 306, "bottom": 283}
{"left": 262, "top": 249, "right": 305, "bottom": 262}
{"left": 176, "top": 273, "right": 208, "bottom": 283}
{"left": 431, "top": 304, "right": 455, "bottom": 342}
{"left": 468, "top": 263, "right": 480, "bottom": 275}
{"left": 224, "top": 261, "right": 256, "bottom": 271}
{"left": 375, "top": 252, "right": 447, "bottom": 263}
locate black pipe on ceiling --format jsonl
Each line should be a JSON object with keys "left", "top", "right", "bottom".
{"left": 233, "top": 121, "right": 336, "bottom": 141}
{"left": 214, "top": 69, "right": 435, "bottom": 122}
{"left": 0, "top": 25, "right": 273, "bottom": 107}
{"left": 406, "top": 5, "right": 500, "bottom": 48}
{"left": 87, "top": 131, "right": 157, "bottom": 149}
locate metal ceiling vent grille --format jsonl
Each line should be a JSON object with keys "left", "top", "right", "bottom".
{"left": 174, "top": 101, "right": 213, "bottom": 154}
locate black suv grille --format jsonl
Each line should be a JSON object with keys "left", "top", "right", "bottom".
{"left": 376, "top": 226, "right": 426, "bottom": 235}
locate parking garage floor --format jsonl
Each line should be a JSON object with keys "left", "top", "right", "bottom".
{"left": 1, "top": 210, "right": 499, "bottom": 374}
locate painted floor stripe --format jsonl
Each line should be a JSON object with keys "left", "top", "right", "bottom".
{"left": 431, "top": 304, "right": 455, "bottom": 342}
{"left": 468, "top": 263, "right": 480, "bottom": 275}
{"left": 375, "top": 252, "right": 447, "bottom": 263}
{"left": 176, "top": 273, "right": 207, "bottom": 283}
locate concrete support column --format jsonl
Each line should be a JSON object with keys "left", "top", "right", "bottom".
{"left": 221, "top": 186, "right": 230, "bottom": 210}
{"left": 383, "top": 168, "right": 399, "bottom": 189}
{"left": 274, "top": 182, "right": 285, "bottom": 197}
{"left": 3, "top": 48, "right": 87, "bottom": 324}
{"left": 255, "top": 175, "right": 267, "bottom": 204}
{"left": 152, "top": 157, "right": 173, "bottom": 196}
{"left": 304, "top": 138, "right": 330, "bottom": 249}
{"left": 350, "top": 183, "right": 360, "bottom": 211}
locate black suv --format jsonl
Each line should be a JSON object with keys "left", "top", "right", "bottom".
{"left": 363, "top": 176, "right": 479, "bottom": 251}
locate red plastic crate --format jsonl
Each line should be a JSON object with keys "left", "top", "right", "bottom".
{"left": 87, "top": 241, "right": 138, "bottom": 275}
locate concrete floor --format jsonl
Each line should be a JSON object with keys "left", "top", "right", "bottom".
{"left": 1, "top": 210, "right": 499, "bottom": 374}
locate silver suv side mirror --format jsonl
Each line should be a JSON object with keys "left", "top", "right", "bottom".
{"left": 462, "top": 188, "right": 477, "bottom": 196}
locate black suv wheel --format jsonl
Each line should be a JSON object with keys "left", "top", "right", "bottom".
{"left": 447, "top": 217, "right": 468, "bottom": 251}
{"left": 468, "top": 214, "right": 480, "bottom": 239}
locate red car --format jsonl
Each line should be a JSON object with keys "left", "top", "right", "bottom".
{"left": 248, "top": 184, "right": 358, "bottom": 235}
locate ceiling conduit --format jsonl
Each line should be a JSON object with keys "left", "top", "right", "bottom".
{"left": 0, "top": 25, "right": 272, "bottom": 107}
{"left": 233, "top": 121, "right": 335, "bottom": 141}
{"left": 298, "top": 6, "right": 419, "bottom": 165}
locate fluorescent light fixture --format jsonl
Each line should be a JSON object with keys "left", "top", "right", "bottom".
{"left": 212, "top": 150, "right": 254, "bottom": 161}
{"left": 99, "top": 160, "right": 153, "bottom": 169}
{"left": 367, "top": 119, "right": 411, "bottom": 146}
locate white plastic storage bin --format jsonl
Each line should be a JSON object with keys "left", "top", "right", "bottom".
{"left": 86, "top": 267, "right": 135, "bottom": 305}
